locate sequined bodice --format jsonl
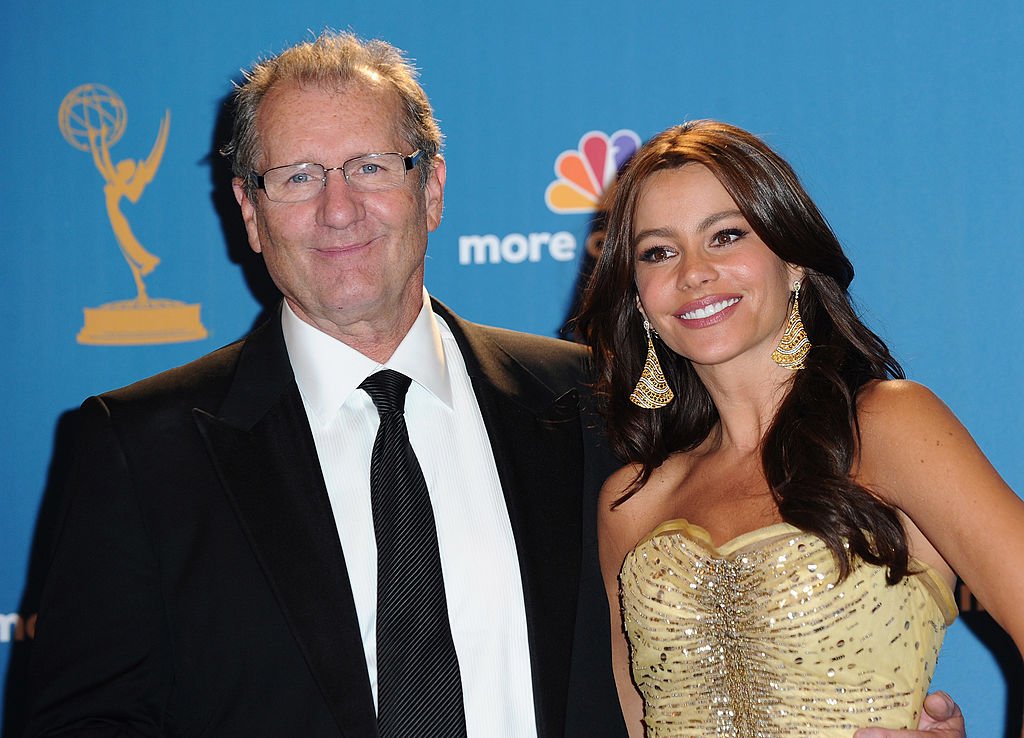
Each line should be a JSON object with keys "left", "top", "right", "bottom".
{"left": 619, "top": 520, "right": 957, "bottom": 738}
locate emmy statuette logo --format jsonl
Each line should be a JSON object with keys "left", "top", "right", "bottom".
{"left": 59, "top": 83, "right": 207, "bottom": 345}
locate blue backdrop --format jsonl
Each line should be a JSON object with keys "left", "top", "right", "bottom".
{"left": 2, "top": 2, "right": 1022, "bottom": 734}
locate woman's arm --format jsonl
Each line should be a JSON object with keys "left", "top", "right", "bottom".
{"left": 597, "top": 466, "right": 650, "bottom": 738}
{"left": 857, "top": 379, "right": 1024, "bottom": 655}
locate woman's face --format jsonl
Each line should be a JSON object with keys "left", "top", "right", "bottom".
{"left": 632, "top": 163, "right": 801, "bottom": 371}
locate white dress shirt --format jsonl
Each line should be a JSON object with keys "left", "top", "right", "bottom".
{"left": 282, "top": 292, "right": 538, "bottom": 738}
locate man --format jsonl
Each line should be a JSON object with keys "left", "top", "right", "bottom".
{"left": 27, "top": 32, "right": 620, "bottom": 738}
{"left": 26, "top": 32, "right": 966, "bottom": 738}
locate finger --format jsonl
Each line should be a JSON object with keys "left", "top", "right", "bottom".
{"left": 921, "top": 691, "right": 958, "bottom": 722}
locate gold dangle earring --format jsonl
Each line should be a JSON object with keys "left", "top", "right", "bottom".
{"left": 629, "top": 319, "right": 675, "bottom": 409}
{"left": 771, "top": 280, "right": 811, "bottom": 370}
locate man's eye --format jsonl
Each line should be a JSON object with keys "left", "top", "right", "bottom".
{"left": 287, "top": 172, "right": 315, "bottom": 184}
{"left": 357, "top": 163, "right": 381, "bottom": 175}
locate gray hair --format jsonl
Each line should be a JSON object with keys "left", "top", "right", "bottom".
{"left": 223, "top": 30, "right": 443, "bottom": 199}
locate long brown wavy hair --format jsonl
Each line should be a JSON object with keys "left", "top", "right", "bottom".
{"left": 576, "top": 120, "right": 909, "bottom": 583}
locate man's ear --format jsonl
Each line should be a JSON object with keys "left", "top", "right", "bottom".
{"left": 424, "top": 155, "right": 446, "bottom": 232}
{"left": 232, "top": 178, "right": 263, "bottom": 254}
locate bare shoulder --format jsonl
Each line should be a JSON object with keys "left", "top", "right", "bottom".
{"left": 598, "top": 456, "right": 688, "bottom": 519}
{"left": 597, "top": 458, "right": 688, "bottom": 565}
{"left": 599, "top": 463, "right": 643, "bottom": 507}
{"left": 597, "top": 464, "right": 647, "bottom": 549}
{"left": 856, "top": 379, "right": 984, "bottom": 506}
{"left": 856, "top": 380, "right": 965, "bottom": 456}
{"left": 857, "top": 379, "right": 952, "bottom": 425}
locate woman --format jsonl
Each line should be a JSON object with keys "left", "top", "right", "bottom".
{"left": 576, "top": 120, "right": 1024, "bottom": 737}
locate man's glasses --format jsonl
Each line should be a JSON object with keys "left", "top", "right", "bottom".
{"left": 251, "top": 150, "right": 422, "bottom": 203}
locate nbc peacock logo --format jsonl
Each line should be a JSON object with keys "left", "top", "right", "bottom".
{"left": 545, "top": 130, "right": 641, "bottom": 214}
{"left": 457, "top": 129, "right": 641, "bottom": 267}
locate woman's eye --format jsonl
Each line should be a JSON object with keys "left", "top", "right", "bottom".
{"left": 638, "top": 246, "right": 674, "bottom": 263}
{"left": 711, "top": 228, "right": 746, "bottom": 246}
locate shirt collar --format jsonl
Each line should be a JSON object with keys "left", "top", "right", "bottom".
{"left": 281, "top": 289, "right": 453, "bottom": 425}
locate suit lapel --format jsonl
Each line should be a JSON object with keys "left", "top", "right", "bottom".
{"left": 191, "top": 306, "right": 587, "bottom": 738}
{"left": 435, "top": 302, "right": 584, "bottom": 738}
{"left": 193, "top": 317, "right": 377, "bottom": 738}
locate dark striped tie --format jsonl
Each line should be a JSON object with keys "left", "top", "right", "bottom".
{"left": 359, "top": 370, "right": 467, "bottom": 738}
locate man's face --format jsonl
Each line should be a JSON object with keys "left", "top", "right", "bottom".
{"left": 233, "top": 80, "right": 445, "bottom": 342}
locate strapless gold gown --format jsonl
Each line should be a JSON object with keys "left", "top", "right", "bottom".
{"left": 619, "top": 519, "right": 957, "bottom": 737}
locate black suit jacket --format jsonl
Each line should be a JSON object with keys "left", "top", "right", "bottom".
{"left": 26, "top": 302, "right": 625, "bottom": 738}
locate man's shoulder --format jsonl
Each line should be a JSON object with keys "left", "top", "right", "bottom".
{"left": 473, "top": 322, "right": 589, "bottom": 362}
{"left": 96, "top": 334, "right": 251, "bottom": 414}
{"left": 455, "top": 317, "right": 593, "bottom": 389}
{"left": 434, "top": 299, "right": 589, "bottom": 368}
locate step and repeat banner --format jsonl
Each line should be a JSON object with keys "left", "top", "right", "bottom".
{"left": 2, "top": 2, "right": 1022, "bottom": 734}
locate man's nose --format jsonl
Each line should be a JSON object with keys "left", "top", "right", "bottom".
{"left": 318, "top": 169, "right": 364, "bottom": 228}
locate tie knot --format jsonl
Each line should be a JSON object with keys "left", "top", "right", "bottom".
{"left": 360, "top": 369, "right": 412, "bottom": 415}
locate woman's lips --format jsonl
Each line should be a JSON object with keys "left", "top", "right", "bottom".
{"left": 675, "top": 295, "right": 741, "bottom": 327}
